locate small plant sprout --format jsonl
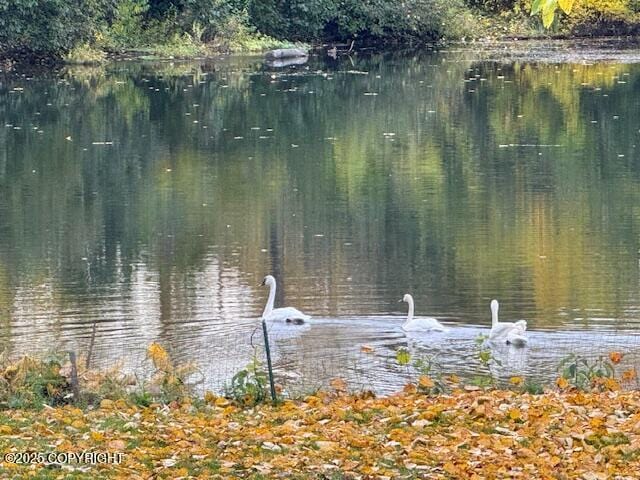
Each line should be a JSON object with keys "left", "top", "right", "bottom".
{"left": 556, "top": 353, "right": 621, "bottom": 392}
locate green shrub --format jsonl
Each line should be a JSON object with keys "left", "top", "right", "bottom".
{"left": 147, "top": 32, "right": 207, "bottom": 57}
{"left": 466, "top": 0, "right": 518, "bottom": 13}
{"left": 557, "top": 353, "right": 618, "bottom": 391}
{"left": 0, "top": 0, "right": 111, "bottom": 58}
{"left": 0, "top": 354, "right": 72, "bottom": 409}
{"left": 64, "top": 43, "right": 107, "bottom": 64}
{"left": 248, "top": 0, "right": 472, "bottom": 43}
{"left": 105, "top": 0, "right": 150, "bottom": 49}
{"left": 560, "top": 0, "right": 640, "bottom": 35}
{"left": 224, "top": 355, "right": 269, "bottom": 407}
{"left": 176, "top": 0, "right": 249, "bottom": 41}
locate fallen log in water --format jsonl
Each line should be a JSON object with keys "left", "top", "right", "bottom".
{"left": 264, "top": 48, "right": 308, "bottom": 60}
{"left": 265, "top": 56, "right": 309, "bottom": 68}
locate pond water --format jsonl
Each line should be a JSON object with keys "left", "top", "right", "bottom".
{"left": 1, "top": 41, "right": 640, "bottom": 392}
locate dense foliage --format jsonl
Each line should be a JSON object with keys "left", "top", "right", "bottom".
{"left": 248, "top": 0, "right": 467, "bottom": 42}
{"left": 0, "top": 0, "right": 261, "bottom": 59}
{"left": 0, "top": 0, "right": 110, "bottom": 57}
{"left": 2, "top": 0, "right": 640, "bottom": 60}
{"left": 0, "top": 0, "right": 472, "bottom": 60}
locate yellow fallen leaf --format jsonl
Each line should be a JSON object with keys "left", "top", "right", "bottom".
{"left": 418, "top": 376, "right": 434, "bottom": 389}
{"left": 603, "top": 377, "right": 620, "bottom": 391}
{"left": 204, "top": 391, "right": 217, "bottom": 404}
{"left": 403, "top": 383, "right": 417, "bottom": 394}
{"left": 508, "top": 408, "right": 522, "bottom": 421}
{"left": 510, "top": 376, "right": 523, "bottom": 386}
{"left": 174, "top": 467, "right": 189, "bottom": 477}
{"left": 443, "top": 462, "right": 458, "bottom": 475}
{"left": 556, "top": 377, "right": 569, "bottom": 389}
{"left": 70, "top": 419, "right": 85, "bottom": 429}
{"left": 316, "top": 441, "right": 338, "bottom": 451}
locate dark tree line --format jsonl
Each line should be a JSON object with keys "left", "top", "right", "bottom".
{"left": 0, "top": 0, "right": 467, "bottom": 59}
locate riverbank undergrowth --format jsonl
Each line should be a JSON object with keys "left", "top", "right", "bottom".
{"left": 1, "top": 344, "right": 639, "bottom": 477}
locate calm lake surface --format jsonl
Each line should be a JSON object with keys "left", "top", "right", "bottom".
{"left": 1, "top": 40, "right": 640, "bottom": 391}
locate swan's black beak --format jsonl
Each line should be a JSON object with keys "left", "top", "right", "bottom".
{"left": 259, "top": 279, "right": 265, "bottom": 286}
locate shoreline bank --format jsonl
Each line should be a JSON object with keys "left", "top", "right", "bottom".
{"left": 1, "top": 387, "right": 639, "bottom": 478}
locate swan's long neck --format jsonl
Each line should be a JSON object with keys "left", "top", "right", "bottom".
{"left": 263, "top": 281, "right": 276, "bottom": 318}
{"left": 404, "top": 297, "right": 414, "bottom": 325}
{"left": 491, "top": 302, "right": 499, "bottom": 326}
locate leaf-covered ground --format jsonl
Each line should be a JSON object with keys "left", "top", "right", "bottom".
{"left": 2, "top": 387, "right": 640, "bottom": 479}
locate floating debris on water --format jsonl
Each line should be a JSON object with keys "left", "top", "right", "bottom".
{"left": 498, "top": 144, "right": 562, "bottom": 148}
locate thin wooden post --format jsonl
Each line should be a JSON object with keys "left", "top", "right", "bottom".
{"left": 85, "top": 322, "right": 97, "bottom": 370}
{"left": 261, "top": 319, "right": 277, "bottom": 403}
{"left": 68, "top": 351, "right": 80, "bottom": 402}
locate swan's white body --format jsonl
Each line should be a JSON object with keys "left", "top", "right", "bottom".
{"left": 401, "top": 294, "right": 447, "bottom": 332}
{"left": 489, "top": 299, "right": 527, "bottom": 346}
{"left": 261, "top": 275, "right": 311, "bottom": 323}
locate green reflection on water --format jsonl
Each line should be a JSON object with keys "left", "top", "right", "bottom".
{"left": 0, "top": 50, "right": 639, "bottom": 353}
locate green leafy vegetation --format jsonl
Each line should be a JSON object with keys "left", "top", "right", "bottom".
{"left": 396, "top": 348, "right": 412, "bottom": 366}
{"left": 0, "top": 353, "right": 72, "bottom": 409}
{"left": 0, "top": 0, "right": 110, "bottom": 59}
{"left": 63, "top": 43, "right": 108, "bottom": 64}
{"left": 248, "top": 0, "right": 475, "bottom": 43}
{"left": 530, "top": 0, "right": 575, "bottom": 28}
{"left": 0, "top": 0, "right": 297, "bottom": 60}
{"left": 3, "top": 0, "right": 640, "bottom": 61}
{"left": 556, "top": 352, "right": 620, "bottom": 391}
{"left": 471, "top": 334, "right": 501, "bottom": 388}
{"left": 394, "top": 349, "right": 447, "bottom": 395}
{"left": 0, "top": 344, "right": 205, "bottom": 410}
{"left": 224, "top": 354, "right": 270, "bottom": 406}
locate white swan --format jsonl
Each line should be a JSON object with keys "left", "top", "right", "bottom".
{"left": 489, "top": 299, "right": 527, "bottom": 346}
{"left": 260, "top": 275, "right": 311, "bottom": 323}
{"left": 400, "top": 294, "right": 447, "bottom": 332}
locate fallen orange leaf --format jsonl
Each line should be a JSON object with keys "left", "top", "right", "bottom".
{"left": 418, "top": 376, "right": 435, "bottom": 389}
{"left": 609, "top": 352, "right": 623, "bottom": 364}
